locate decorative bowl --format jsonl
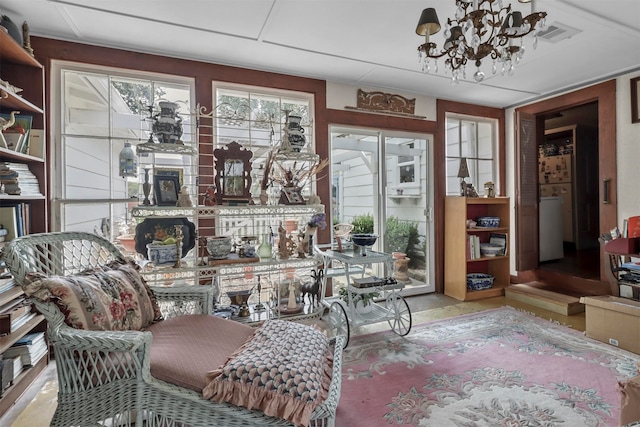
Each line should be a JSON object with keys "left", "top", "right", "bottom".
{"left": 476, "top": 216, "right": 500, "bottom": 228}
{"left": 480, "top": 243, "right": 503, "bottom": 257}
{"left": 207, "top": 236, "right": 232, "bottom": 259}
{"left": 466, "top": 273, "right": 495, "bottom": 291}
{"left": 351, "top": 233, "right": 378, "bottom": 247}
{"left": 146, "top": 243, "right": 178, "bottom": 265}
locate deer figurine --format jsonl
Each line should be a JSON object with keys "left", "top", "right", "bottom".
{"left": 301, "top": 269, "right": 323, "bottom": 307}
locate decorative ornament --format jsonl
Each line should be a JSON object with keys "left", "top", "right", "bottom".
{"left": 118, "top": 142, "right": 137, "bottom": 178}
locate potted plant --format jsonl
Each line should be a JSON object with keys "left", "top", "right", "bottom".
{"left": 338, "top": 286, "right": 379, "bottom": 314}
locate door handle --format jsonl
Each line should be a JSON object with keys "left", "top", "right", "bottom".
{"left": 603, "top": 178, "right": 611, "bottom": 204}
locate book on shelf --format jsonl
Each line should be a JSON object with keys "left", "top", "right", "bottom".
{"left": 27, "top": 129, "right": 45, "bottom": 158}
{"left": 0, "top": 162, "right": 43, "bottom": 197}
{"left": 4, "top": 331, "right": 47, "bottom": 366}
{"left": 0, "top": 206, "right": 18, "bottom": 242}
{"left": 489, "top": 232, "right": 508, "bottom": 256}
{"left": 466, "top": 234, "right": 481, "bottom": 260}
{"left": 0, "top": 277, "right": 14, "bottom": 294}
{"left": 11, "top": 355, "right": 23, "bottom": 380}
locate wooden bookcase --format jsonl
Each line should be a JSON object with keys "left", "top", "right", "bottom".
{"left": 0, "top": 30, "right": 48, "bottom": 416}
{"left": 444, "top": 196, "right": 510, "bottom": 301}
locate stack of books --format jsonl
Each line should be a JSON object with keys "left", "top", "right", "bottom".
{"left": 0, "top": 162, "right": 42, "bottom": 196}
{"left": 3, "top": 332, "right": 47, "bottom": 368}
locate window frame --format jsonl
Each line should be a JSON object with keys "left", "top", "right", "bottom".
{"left": 50, "top": 60, "right": 195, "bottom": 234}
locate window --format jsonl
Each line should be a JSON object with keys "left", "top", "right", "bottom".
{"left": 52, "top": 61, "right": 193, "bottom": 235}
{"left": 213, "top": 84, "right": 314, "bottom": 198}
{"left": 445, "top": 114, "right": 497, "bottom": 196}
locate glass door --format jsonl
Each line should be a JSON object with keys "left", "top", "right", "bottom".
{"left": 384, "top": 133, "right": 434, "bottom": 295}
{"left": 330, "top": 126, "right": 435, "bottom": 295}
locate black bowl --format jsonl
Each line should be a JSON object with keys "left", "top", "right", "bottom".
{"left": 351, "top": 233, "right": 378, "bottom": 247}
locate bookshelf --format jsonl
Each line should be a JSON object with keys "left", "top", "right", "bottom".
{"left": 444, "top": 196, "right": 511, "bottom": 301}
{"left": 0, "top": 29, "right": 48, "bottom": 415}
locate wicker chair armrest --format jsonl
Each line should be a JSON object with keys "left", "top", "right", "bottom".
{"left": 151, "top": 285, "right": 213, "bottom": 317}
{"left": 50, "top": 324, "right": 153, "bottom": 394}
{"left": 318, "top": 336, "right": 345, "bottom": 415}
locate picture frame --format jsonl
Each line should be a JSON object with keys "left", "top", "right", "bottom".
{"left": 0, "top": 113, "right": 32, "bottom": 152}
{"left": 153, "top": 175, "right": 180, "bottom": 206}
{"left": 154, "top": 167, "right": 184, "bottom": 186}
{"left": 631, "top": 76, "right": 640, "bottom": 124}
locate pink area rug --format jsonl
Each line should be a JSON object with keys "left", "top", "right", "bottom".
{"left": 336, "top": 307, "right": 640, "bottom": 426}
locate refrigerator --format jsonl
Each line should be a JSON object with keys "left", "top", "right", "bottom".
{"left": 539, "top": 154, "right": 574, "bottom": 243}
{"left": 539, "top": 196, "right": 564, "bottom": 261}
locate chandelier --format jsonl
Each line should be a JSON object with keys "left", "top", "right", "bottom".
{"left": 416, "top": 0, "right": 547, "bottom": 82}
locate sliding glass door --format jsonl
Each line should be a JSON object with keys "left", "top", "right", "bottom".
{"left": 330, "top": 126, "right": 434, "bottom": 294}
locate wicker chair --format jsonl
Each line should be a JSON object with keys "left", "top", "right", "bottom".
{"left": 3, "top": 231, "right": 344, "bottom": 427}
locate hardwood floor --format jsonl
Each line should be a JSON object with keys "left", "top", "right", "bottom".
{"left": 0, "top": 293, "right": 586, "bottom": 426}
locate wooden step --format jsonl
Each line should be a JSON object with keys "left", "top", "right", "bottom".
{"left": 505, "top": 283, "right": 585, "bottom": 316}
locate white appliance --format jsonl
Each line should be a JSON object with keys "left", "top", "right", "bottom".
{"left": 539, "top": 196, "right": 564, "bottom": 262}
{"left": 539, "top": 153, "right": 574, "bottom": 243}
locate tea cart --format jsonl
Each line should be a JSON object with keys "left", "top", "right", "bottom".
{"left": 314, "top": 245, "right": 412, "bottom": 348}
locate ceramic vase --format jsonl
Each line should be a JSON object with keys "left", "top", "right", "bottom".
{"left": 257, "top": 233, "right": 272, "bottom": 260}
{"left": 142, "top": 168, "right": 151, "bottom": 205}
{"left": 152, "top": 101, "right": 183, "bottom": 144}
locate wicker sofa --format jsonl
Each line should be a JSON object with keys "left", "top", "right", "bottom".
{"left": 3, "top": 231, "right": 344, "bottom": 427}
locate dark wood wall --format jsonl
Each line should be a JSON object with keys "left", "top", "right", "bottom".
{"left": 30, "top": 36, "right": 500, "bottom": 293}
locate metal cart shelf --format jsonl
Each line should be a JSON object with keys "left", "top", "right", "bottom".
{"left": 315, "top": 245, "right": 412, "bottom": 348}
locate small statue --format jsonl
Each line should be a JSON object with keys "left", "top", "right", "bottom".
{"left": 176, "top": 185, "right": 193, "bottom": 207}
{"left": 22, "top": 21, "right": 34, "bottom": 56}
{"left": 203, "top": 185, "right": 216, "bottom": 206}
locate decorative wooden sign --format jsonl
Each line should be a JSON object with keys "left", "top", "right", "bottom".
{"left": 349, "top": 89, "right": 417, "bottom": 115}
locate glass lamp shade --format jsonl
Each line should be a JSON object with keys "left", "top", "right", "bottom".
{"left": 119, "top": 142, "right": 137, "bottom": 178}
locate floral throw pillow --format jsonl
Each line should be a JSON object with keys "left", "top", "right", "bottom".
{"left": 23, "top": 260, "right": 162, "bottom": 331}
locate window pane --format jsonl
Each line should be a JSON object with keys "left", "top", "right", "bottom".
{"left": 477, "top": 122, "right": 493, "bottom": 159}
{"left": 63, "top": 71, "right": 110, "bottom": 136}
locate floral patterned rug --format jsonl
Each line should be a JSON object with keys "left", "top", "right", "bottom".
{"left": 336, "top": 307, "right": 640, "bottom": 427}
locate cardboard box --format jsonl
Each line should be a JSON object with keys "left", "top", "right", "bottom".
{"left": 580, "top": 295, "right": 640, "bottom": 354}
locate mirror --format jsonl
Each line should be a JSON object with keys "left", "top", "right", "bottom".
{"left": 214, "top": 141, "right": 253, "bottom": 205}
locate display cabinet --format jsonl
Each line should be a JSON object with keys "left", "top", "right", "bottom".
{"left": 444, "top": 196, "right": 511, "bottom": 301}
{"left": 122, "top": 104, "right": 327, "bottom": 324}
{"left": 0, "top": 29, "right": 49, "bottom": 416}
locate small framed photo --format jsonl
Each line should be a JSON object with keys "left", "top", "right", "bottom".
{"left": 154, "top": 167, "right": 184, "bottom": 186}
{"left": 280, "top": 186, "right": 305, "bottom": 205}
{"left": 154, "top": 175, "right": 180, "bottom": 206}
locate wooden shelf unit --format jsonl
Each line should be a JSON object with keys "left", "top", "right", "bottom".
{"left": 0, "top": 29, "right": 49, "bottom": 416}
{"left": 444, "top": 196, "right": 511, "bottom": 301}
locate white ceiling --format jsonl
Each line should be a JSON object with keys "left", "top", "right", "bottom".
{"left": 2, "top": 0, "right": 639, "bottom": 108}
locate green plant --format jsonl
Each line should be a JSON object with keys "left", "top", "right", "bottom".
{"left": 338, "top": 286, "right": 379, "bottom": 307}
{"left": 351, "top": 213, "right": 374, "bottom": 234}
{"left": 384, "top": 216, "right": 421, "bottom": 257}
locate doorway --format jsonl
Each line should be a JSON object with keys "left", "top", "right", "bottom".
{"left": 515, "top": 80, "right": 617, "bottom": 295}
{"left": 537, "top": 103, "right": 600, "bottom": 280}
{"left": 329, "top": 126, "right": 435, "bottom": 295}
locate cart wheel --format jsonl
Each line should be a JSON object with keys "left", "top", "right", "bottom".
{"left": 327, "top": 302, "right": 350, "bottom": 348}
{"left": 386, "top": 293, "right": 412, "bottom": 336}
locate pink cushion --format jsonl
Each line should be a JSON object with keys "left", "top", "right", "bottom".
{"left": 147, "top": 314, "right": 255, "bottom": 391}
{"left": 23, "top": 260, "right": 162, "bottom": 331}
{"left": 202, "top": 320, "right": 333, "bottom": 427}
